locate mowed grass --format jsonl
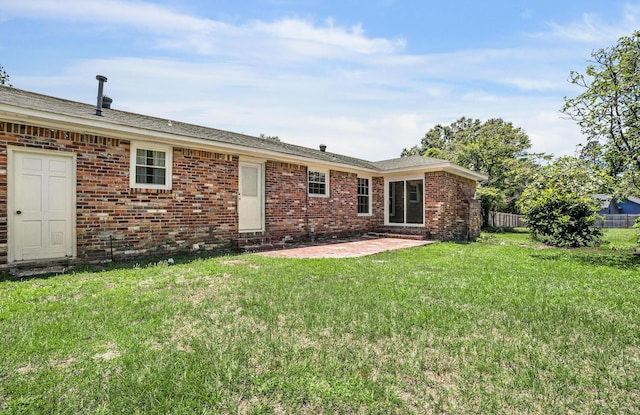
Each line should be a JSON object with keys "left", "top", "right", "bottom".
{"left": 1, "top": 230, "right": 639, "bottom": 414}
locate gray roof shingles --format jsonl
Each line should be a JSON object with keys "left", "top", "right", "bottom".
{"left": 0, "top": 86, "right": 461, "bottom": 173}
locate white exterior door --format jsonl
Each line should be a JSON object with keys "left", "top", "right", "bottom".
{"left": 10, "top": 149, "right": 75, "bottom": 261}
{"left": 238, "top": 162, "right": 264, "bottom": 232}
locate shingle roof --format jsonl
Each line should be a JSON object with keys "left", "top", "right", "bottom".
{"left": 0, "top": 86, "right": 484, "bottom": 179}
{"left": 373, "top": 155, "right": 451, "bottom": 170}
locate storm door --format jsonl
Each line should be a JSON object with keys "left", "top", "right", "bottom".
{"left": 238, "top": 162, "right": 264, "bottom": 232}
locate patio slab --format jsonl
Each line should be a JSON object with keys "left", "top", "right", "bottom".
{"left": 257, "top": 238, "right": 434, "bottom": 259}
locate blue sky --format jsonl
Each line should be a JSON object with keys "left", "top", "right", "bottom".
{"left": 1, "top": 1, "right": 638, "bottom": 161}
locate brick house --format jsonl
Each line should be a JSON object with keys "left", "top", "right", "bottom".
{"left": 0, "top": 85, "right": 486, "bottom": 268}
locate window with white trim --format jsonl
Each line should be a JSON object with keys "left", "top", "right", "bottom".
{"left": 357, "top": 177, "right": 371, "bottom": 215}
{"left": 130, "top": 143, "right": 173, "bottom": 190}
{"left": 407, "top": 181, "right": 421, "bottom": 203}
{"left": 308, "top": 169, "right": 329, "bottom": 197}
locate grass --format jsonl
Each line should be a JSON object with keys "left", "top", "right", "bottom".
{"left": 1, "top": 229, "right": 639, "bottom": 414}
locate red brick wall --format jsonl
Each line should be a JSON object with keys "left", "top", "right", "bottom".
{"left": 264, "top": 161, "right": 308, "bottom": 240}
{"left": 0, "top": 121, "right": 481, "bottom": 265}
{"left": 0, "top": 122, "right": 238, "bottom": 264}
{"left": 424, "top": 171, "right": 481, "bottom": 240}
{"left": 263, "top": 162, "right": 383, "bottom": 242}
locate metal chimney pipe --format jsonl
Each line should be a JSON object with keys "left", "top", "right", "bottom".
{"left": 102, "top": 95, "right": 113, "bottom": 109}
{"left": 95, "top": 75, "right": 108, "bottom": 116}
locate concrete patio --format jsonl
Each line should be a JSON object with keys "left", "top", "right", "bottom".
{"left": 257, "top": 237, "right": 434, "bottom": 259}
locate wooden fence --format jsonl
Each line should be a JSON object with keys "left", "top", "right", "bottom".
{"left": 488, "top": 212, "right": 640, "bottom": 229}
{"left": 596, "top": 214, "right": 640, "bottom": 229}
{"left": 488, "top": 212, "right": 525, "bottom": 228}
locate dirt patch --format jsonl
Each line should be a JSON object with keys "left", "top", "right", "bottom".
{"left": 220, "top": 259, "right": 260, "bottom": 269}
{"left": 16, "top": 363, "right": 38, "bottom": 374}
{"left": 53, "top": 357, "right": 76, "bottom": 368}
{"left": 93, "top": 343, "right": 121, "bottom": 361}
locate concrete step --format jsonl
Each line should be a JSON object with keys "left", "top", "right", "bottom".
{"left": 6, "top": 258, "right": 76, "bottom": 277}
{"left": 366, "top": 232, "right": 427, "bottom": 241}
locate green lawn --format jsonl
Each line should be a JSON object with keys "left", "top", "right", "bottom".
{"left": 1, "top": 230, "right": 639, "bottom": 414}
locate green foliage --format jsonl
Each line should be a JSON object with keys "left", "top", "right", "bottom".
{"left": 476, "top": 186, "right": 505, "bottom": 209}
{"left": 0, "top": 63, "right": 12, "bottom": 87}
{"left": 259, "top": 133, "right": 280, "bottom": 142}
{"left": 402, "top": 117, "right": 549, "bottom": 220}
{"left": 634, "top": 217, "right": 640, "bottom": 245}
{"left": 518, "top": 157, "right": 603, "bottom": 247}
{"left": 476, "top": 186, "right": 506, "bottom": 224}
{"left": 563, "top": 30, "right": 640, "bottom": 194}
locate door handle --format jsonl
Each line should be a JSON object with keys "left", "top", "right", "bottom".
{"left": 16, "top": 210, "right": 22, "bottom": 215}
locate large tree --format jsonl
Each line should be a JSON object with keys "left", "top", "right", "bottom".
{"left": 563, "top": 30, "right": 640, "bottom": 195}
{"left": 403, "top": 117, "right": 547, "bottom": 224}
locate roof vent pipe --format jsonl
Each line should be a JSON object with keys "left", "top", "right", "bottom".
{"left": 95, "top": 75, "right": 108, "bottom": 116}
{"left": 102, "top": 95, "right": 113, "bottom": 109}
{"left": 319, "top": 144, "right": 327, "bottom": 152}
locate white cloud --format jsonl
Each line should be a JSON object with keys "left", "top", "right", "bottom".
{"left": 0, "top": 0, "right": 404, "bottom": 59}
{"left": 0, "top": 0, "right": 222, "bottom": 33}
{"left": 542, "top": 3, "right": 640, "bottom": 44}
{"left": 254, "top": 18, "right": 405, "bottom": 55}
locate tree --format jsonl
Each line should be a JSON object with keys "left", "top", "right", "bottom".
{"left": 0, "top": 64, "right": 12, "bottom": 87}
{"left": 518, "top": 157, "right": 604, "bottom": 248}
{"left": 259, "top": 133, "right": 280, "bottom": 142}
{"left": 563, "top": 30, "right": 640, "bottom": 195}
{"left": 402, "top": 117, "right": 548, "bottom": 225}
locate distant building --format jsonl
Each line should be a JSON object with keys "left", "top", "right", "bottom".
{"left": 595, "top": 194, "right": 640, "bottom": 215}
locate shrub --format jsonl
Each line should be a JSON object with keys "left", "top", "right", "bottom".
{"left": 518, "top": 157, "right": 603, "bottom": 248}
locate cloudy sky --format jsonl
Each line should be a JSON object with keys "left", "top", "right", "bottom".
{"left": 0, "top": 0, "right": 638, "bottom": 161}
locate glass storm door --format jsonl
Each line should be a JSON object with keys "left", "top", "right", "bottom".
{"left": 238, "top": 162, "right": 264, "bottom": 232}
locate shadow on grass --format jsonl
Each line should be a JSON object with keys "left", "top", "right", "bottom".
{"left": 0, "top": 249, "right": 242, "bottom": 283}
{"left": 530, "top": 250, "right": 640, "bottom": 271}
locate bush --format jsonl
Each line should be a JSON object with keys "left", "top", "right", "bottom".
{"left": 520, "top": 190, "right": 601, "bottom": 247}
{"left": 518, "top": 158, "right": 603, "bottom": 248}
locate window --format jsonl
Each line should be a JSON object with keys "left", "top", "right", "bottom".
{"left": 130, "top": 143, "right": 172, "bottom": 190}
{"left": 407, "top": 181, "right": 421, "bottom": 203}
{"left": 308, "top": 169, "right": 328, "bottom": 196}
{"left": 357, "top": 177, "right": 370, "bottom": 215}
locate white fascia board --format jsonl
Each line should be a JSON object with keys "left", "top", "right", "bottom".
{"left": 380, "top": 162, "right": 487, "bottom": 182}
{"left": 442, "top": 165, "right": 488, "bottom": 182}
{"left": 0, "top": 105, "right": 378, "bottom": 175}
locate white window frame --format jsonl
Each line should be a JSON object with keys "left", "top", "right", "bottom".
{"left": 308, "top": 168, "right": 329, "bottom": 197}
{"left": 407, "top": 181, "right": 421, "bottom": 203}
{"left": 357, "top": 176, "right": 372, "bottom": 216}
{"left": 130, "top": 142, "right": 173, "bottom": 190}
{"left": 384, "top": 176, "right": 425, "bottom": 227}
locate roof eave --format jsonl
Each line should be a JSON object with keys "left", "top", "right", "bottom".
{"left": 379, "top": 162, "right": 487, "bottom": 181}
{"left": 0, "top": 104, "right": 379, "bottom": 174}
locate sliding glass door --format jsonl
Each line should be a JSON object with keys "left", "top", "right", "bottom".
{"left": 387, "top": 179, "right": 424, "bottom": 225}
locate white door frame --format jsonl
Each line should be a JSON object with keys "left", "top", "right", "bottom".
{"left": 238, "top": 160, "right": 265, "bottom": 233}
{"left": 7, "top": 147, "right": 77, "bottom": 262}
{"left": 384, "top": 175, "right": 425, "bottom": 227}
